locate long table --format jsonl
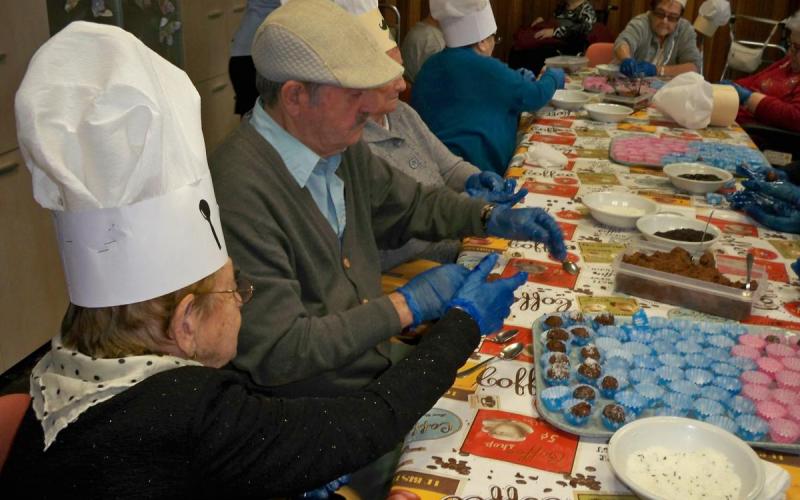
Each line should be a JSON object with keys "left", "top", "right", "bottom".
{"left": 389, "top": 90, "right": 800, "bottom": 500}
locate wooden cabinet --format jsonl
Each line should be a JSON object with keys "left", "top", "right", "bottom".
{"left": 197, "top": 74, "right": 240, "bottom": 153}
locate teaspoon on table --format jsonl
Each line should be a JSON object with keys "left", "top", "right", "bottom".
{"left": 486, "top": 328, "right": 519, "bottom": 344}
{"left": 744, "top": 252, "right": 754, "bottom": 295}
{"left": 456, "top": 342, "right": 525, "bottom": 378}
{"left": 562, "top": 260, "right": 580, "bottom": 275}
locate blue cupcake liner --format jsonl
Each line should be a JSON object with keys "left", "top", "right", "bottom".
{"left": 615, "top": 389, "right": 647, "bottom": 417}
{"left": 729, "top": 356, "right": 758, "bottom": 372}
{"left": 707, "top": 335, "right": 736, "bottom": 350}
{"left": 684, "top": 368, "right": 714, "bottom": 387}
{"left": 605, "top": 348, "right": 633, "bottom": 365}
{"left": 564, "top": 311, "right": 588, "bottom": 327}
{"left": 603, "top": 357, "right": 629, "bottom": 374}
{"left": 561, "top": 398, "right": 593, "bottom": 426}
{"left": 635, "top": 382, "right": 665, "bottom": 408}
{"left": 736, "top": 414, "right": 769, "bottom": 441}
{"left": 627, "top": 328, "right": 653, "bottom": 345}
{"left": 623, "top": 341, "right": 652, "bottom": 357}
{"left": 669, "top": 379, "right": 702, "bottom": 397}
{"left": 703, "top": 347, "right": 730, "bottom": 362}
{"left": 540, "top": 385, "right": 572, "bottom": 412}
{"left": 655, "top": 365, "right": 684, "bottom": 386}
{"left": 650, "top": 339, "right": 677, "bottom": 355}
{"left": 596, "top": 325, "right": 627, "bottom": 342}
{"left": 629, "top": 368, "right": 659, "bottom": 385}
{"left": 656, "top": 406, "right": 690, "bottom": 417}
{"left": 713, "top": 375, "right": 742, "bottom": 397}
{"left": 711, "top": 362, "right": 741, "bottom": 378}
{"left": 648, "top": 317, "right": 670, "bottom": 329}
{"left": 683, "top": 353, "right": 711, "bottom": 369}
{"left": 594, "top": 336, "right": 624, "bottom": 355}
{"left": 727, "top": 395, "right": 756, "bottom": 417}
{"left": 694, "top": 397, "right": 726, "bottom": 419}
{"left": 726, "top": 323, "right": 748, "bottom": 338}
{"left": 662, "top": 392, "right": 694, "bottom": 411}
{"left": 675, "top": 340, "right": 704, "bottom": 355}
{"left": 701, "top": 385, "right": 732, "bottom": 403}
{"left": 705, "top": 415, "right": 739, "bottom": 435}
{"left": 658, "top": 353, "right": 685, "bottom": 368}
{"left": 630, "top": 355, "right": 657, "bottom": 369}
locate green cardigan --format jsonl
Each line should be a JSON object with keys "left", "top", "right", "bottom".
{"left": 210, "top": 121, "right": 486, "bottom": 397}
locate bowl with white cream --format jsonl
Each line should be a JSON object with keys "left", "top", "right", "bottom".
{"left": 609, "top": 417, "right": 765, "bottom": 500}
{"left": 581, "top": 191, "right": 658, "bottom": 229}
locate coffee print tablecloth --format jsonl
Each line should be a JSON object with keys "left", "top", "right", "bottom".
{"left": 389, "top": 101, "right": 800, "bottom": 500}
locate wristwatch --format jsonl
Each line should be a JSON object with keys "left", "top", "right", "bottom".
{"left": 480, "top": 203, "right": 496, "bottom": 230}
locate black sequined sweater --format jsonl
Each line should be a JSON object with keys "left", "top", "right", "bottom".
{"left": 1, "top": 309, "right": 479, "bottom": 499}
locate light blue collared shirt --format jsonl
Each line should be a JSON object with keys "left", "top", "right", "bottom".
{"left": 250, "top": 98, "right": 346, "bottom": 239}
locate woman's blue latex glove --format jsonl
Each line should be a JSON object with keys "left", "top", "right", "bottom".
{"left": 298, "top": 474, "right": 351, "bottom": 499}
{"left": 465, "top": 172, "right": 528, "bottom": 205}
{"left": 486, "top": 205, "right": 567, "bottom": 260}
{"left": 517, "top": 67, "right": 537, "bottom": 83}
{"left": 397, "top": 264, "right": 470, "bottom": 326}
{"left": 743, "top": 180, "right": 800, "bottom": 207}
{"left": 720, "top": 79, "right": 752, "bottom": 105}
{"left": 620, "top": 58, "right": 656, "bottom": 77}
{"left": 446, "top": 253, "right": 528, "bottom": 335}
{"left": 735, "top": 162, "right": 788, "bottom": 182}
{"left": 729, "top": 180, "right": 800, "bottom": 233}
{"left": 541, "top": 67, "right": 566, "bottom": 89}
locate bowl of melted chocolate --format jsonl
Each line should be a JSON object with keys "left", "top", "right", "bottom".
{"left": 636, "top": 213, "right": 721, "bottom": 252}
{"left": 663, "top": 163, "right": 733, "bottom": 194}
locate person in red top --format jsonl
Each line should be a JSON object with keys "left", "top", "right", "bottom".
{"left": 721, "top": 10, "right": 800, "bottom": 132}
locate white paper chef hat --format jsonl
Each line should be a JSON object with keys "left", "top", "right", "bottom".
{"left": 694, "top": 0, "right": 731, "bottom": 37}
{"left": 333, "top": 0, "right": 397, "bottom": 52}
{"left": 15, "top": 21, "right": 228, "bottom": 308}
{"left": 430, "top": 0, "right": 497, "bottom": 48}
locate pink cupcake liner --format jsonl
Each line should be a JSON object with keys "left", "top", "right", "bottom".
{"left": 740, "top": 370, "right": 772, "bottom": 387}
{"left": 776, "top": 370, "right": 800, "bottom": 390}
{"left": 766, "top": 343, "right": 795, "bottom": 358}
{"left": 732, "top": 344, "right": 762, "bottom": 360}
{"left": 771, "top": 388, "right": 799, "bottom": 407}
{"left": 757, "top": 357, "right": 784, "bottom": 379}
{"left": 782, "top": 356, "right": 800, "bottom": 373}
{"left": 769, "top": 418, "right": 800, "bottom": 444}
{"left": 757, "top": 400, "right": 788, "bottom": 421}
{"left": 787, "top": 404, "right": 800, "bottom": 424}
{"left": 741, "top": 383, "right": 771, "bottom": 403}
{"left": 738, "top": 334, "right": 766, "bottom": 350}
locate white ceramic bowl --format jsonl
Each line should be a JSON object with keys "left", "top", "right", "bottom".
{"left": 636, "top": 212, "right": 721, "bottom": 251}
{"left": 544, "top": 55, "right": 589, "bottom": 73}
{"left": 584, "top": 103, "right": 633, "bottom": 122}
{"left": 596, "top": 63, "right": 620, "bottom": 76}
{"left": 663, "top": 163, "right": 734, "bottom": 194}
{"left": 609, "top": 417, "right": 765, "bottom": 500}
{"left": 551, "top": 89, "right": 590, "bottom": 110}
{"left": 564, "top": 82, "right": 583, "bottom": 90}
{"left": 582, "top": 191, "right": 658, "bottom": 228}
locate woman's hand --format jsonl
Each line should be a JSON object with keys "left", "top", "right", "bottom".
{"left": 534, "top": 28, "right": 556, "bottom": 39}
{"left": 530, "top": 16, "right": 544, "bottom": 26}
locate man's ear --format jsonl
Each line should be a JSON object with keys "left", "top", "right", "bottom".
{"left": 280, "top": 80, "right": 308, "bottom": 116}
{"left": 169, "top": 293, "right": 200, "bottom": 358}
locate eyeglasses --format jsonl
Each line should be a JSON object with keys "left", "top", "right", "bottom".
{"left": 651, "top": 9, "right": 681, "bottom": 23}
{"left": 198, "top": 271, "right": 255, "bottom": 305}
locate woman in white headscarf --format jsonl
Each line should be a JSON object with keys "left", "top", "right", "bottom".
{"left": 1, "top": 20, "right": 527, "bottom": 498}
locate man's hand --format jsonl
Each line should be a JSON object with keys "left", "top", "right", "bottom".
{"left": 541, "top": 67, "right": 566, "bottom": 89}
{"left": 396, "top": 264, "right": 470, "bottom": 326}
{"left": 465, "top": 172, "right": 528, "bottom": 205}
{"left": 485, "top": 205, "right": 567, "bottom": 260}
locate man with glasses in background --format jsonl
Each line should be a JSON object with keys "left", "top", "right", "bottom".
{"left": 614, "top": 0, "right": 701, "bottom": 78}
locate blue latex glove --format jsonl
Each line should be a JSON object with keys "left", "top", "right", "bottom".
{"left": 792, "top": 257, "right": 800, "bottom": 278}
{"left": 485, "top": 205, "right": 567, "bottom": 260}
{"left": 620, "top": 58, "right": 656, "bottom": 77}
{"left": 446, "top": 253, "right": 528, "bottom": 334}
{"left": 397, "top": 264, "right": 470, "bottom": 326}
{"left": 742, "top": 180, "right": 800, "bottom": 207}
{"left": 298, "top": 474, "right": 351, "bottom": 499}
{"left": 721, "top": 79, "right": 752, "bottom": 105}
{"left": 517, "top": 67, "right": 537, "bottom": 83}
{"left": 735, "top": 162, "right": 788, "bottom": 182}
{"left": 541, "top": 67, "right": 565, "bottom": 89}
{"left": 465, "top": 172, "right": 528, "bottom": 205}
{"left": 728, "top": 181, "right": 800, "bottom": 233}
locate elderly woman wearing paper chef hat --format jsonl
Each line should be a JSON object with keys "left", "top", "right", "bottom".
{"left": 614, "top": 0, "right": 702, "bottom": 78}
{"left": 719, "top": 10, "right": 800, "bottom": 134}
{"left": 1, "top": 20, "right": 528, "bottom": 498}
{"left": 411, "top": 0, "right": 566, "bottom": 177}
{"left": 335, "top": 0, "right": 527, "bottom": 271}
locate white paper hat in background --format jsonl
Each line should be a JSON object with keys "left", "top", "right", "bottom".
{"left": 333, "top": 0, "right": 397, "bottom": 52}
{"left": 694, "top": 0, "right": 731, "bottom": 37}
{"left": 430, "top": 0, "right": 496, "bottom": 48}
{"left": 14, "top": 21, "right": 228, "bottom": 308}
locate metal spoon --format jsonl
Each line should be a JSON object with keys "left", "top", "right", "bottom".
{"left": 693, "top": 209, "right": 716, "bottom": 261}
{"left": 486, "top": 328, "right": 520, "bottom": 344}
{"left": 562, "top": 260, "right": 580, "bottom": 275}
{"left": 744, "top": 252, "right": 754, "bottom": 295}
{"left": 456, "top": 342, "right": 525, "bottom": 378}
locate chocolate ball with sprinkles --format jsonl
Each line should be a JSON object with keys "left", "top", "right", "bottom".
{"left": 580, "top": 344, "right": 601, "bottom": 362}
{"left": 544, "top": 362, "right": 570, "bottom": 386}
{"left": 545, "top": 328, "right": 570, "bottom": 343}
{"left": 543, "top": 314, "right": 564, "bottom": 328}
{"left": 546, "top": 339, "right": 567, "bottom": 353}
{"left": 577, "top": 358, "right": 602, "bottom": 385}
{"left": 601, "top": 403, "right": 626, "bottom": 430}
{"left": 572, "top": 384, "right": 597, "bottom": 402}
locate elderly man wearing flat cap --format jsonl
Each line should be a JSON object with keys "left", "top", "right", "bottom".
{"left": 210, "top": 0, "right": 566, "bottom": 400}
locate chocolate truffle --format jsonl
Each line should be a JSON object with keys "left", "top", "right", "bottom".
{"left": 594, "top": 312, "right": 615, "bottom": 325}
{"left": 578, "top": 360, "right": 601, "bottom": 380}
{"left": 546, "top": 364, "right": 570, "bottom": 382}
{"left": 546, "top": 340, "right": 567, "bottom": 353}
{"left": 544, "top": 315, "right": 563, "bottom": 328}
{"left": 573, "top": 385, "right": 596, "bottom": 402}
{"left": 571, "top": 327, "right": 590, "bottom": 340}
{"left": 580, "top": 345, "right": 601, "bottom": 361}
{"left": 765, "top": 335, "right": 781, "bottom": 344}
{"left": 601, "top": 375, "right": 619, "bottom": 391}
{"left": 603, "top": 403, "right": 626, "bottom": 423}
{"left": 545, "top": 328, "right": 570, "bottom": 342}
{"left": 548, "top": 353, "right": 570, "bottom": 365}
{"left": 570, "top": 401, "right": 592, "bottom": 417}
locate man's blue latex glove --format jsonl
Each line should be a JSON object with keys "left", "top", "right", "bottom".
{"left": 541, "top": 67, "right": 565, "bottom": 89}
{"left": 465, "top": 172, "right": 528, "bottom": 205}
{"left": 742, "top": 180, "right": 800, "bottom": 207}
{"left": 517, "top": 67, "right": 537, "bottom": 83}
{"left": 735, "top": 162, "right": 788, "bottom": 182}
{"left": 298, "top": 474, "right": 351, "bottom": 499}
{"left": 620, "top": 58, "right": 656, "bottom": 77}
{"left": 721, "top": 79, "right": 752, "bottom": 105}
{"left": 728, "top": 180, "right": 800, "bottom": 233}
{"left": 397, "top": 264, "right": 470, "bottom": 326}
{"left": 446, "top": 253, "right": 528, "bottom": 334}
{"left": 485, "top": 205, "right": 567, "bottom": 260}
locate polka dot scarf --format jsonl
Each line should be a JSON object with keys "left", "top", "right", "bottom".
{"left": 30, "top": 335, "right": 201, "bottom": 450}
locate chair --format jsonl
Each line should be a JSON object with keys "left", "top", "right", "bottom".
{"left": 742, "top": 123, "right": 800, "bottom": 166}
{"left": 379, "top": 3, "right": 402, "bottom": 45}
{"left": 586, "top": 42, "right": 614, "bottom": 67}
{"left": 0, "top": 393, "right": 31, "bottom": 472}
{"left": 721, "top": 14, "right": 787, "bottom": 80}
